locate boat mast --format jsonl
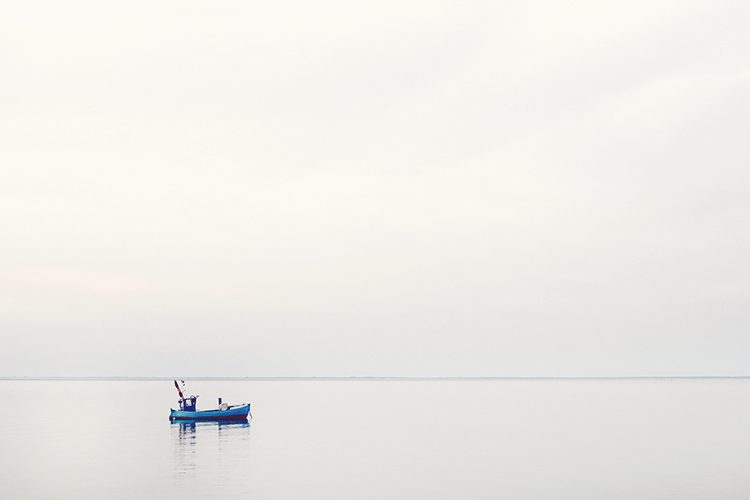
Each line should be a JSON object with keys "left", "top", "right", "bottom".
{"left": 173, "top": 379, "right": 186, "bottom": 404}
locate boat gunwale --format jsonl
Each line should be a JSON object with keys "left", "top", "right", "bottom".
{"left": 169, "top": 403, "right": 251, "bottom": 421}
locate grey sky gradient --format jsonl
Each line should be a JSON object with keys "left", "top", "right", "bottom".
{"left": 1, "top": 1, "right": 749, "bottom": 377}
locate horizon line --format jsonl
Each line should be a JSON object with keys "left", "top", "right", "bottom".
{"left": 2, "top": 375, "right": 750, "bottom": 381}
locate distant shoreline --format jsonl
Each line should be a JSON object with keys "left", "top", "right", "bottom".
{"left": 2, "top": 376, "right": 749, "bottom": 381}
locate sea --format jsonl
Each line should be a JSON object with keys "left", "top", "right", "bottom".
{"left": 0, "top": 378, "right": 748, "bottom": 499}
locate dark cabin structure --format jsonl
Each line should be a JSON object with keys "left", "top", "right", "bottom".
{"left": 178, "top": 395, "right": 198, "bottom": 412}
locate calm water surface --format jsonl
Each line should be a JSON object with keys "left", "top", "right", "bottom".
{"left": 0, "top": 379, "right": 748, "bottom": 499}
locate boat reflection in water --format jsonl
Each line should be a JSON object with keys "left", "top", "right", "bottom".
{"left": 174, "top": 418, "right": 251, "bottom": 447}
{"left": 172, "top": 418, "right": 252, "bottom": 479}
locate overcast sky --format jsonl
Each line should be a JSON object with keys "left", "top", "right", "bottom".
{"left": 1, "top": 1, "right": 748, "bottom": 377}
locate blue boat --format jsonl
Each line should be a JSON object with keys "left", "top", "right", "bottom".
{"left": 169, "top": 380, "right": 251, "bottom": 421}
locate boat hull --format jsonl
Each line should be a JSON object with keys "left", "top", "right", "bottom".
{"left": 169, "top": 403, "right": 251, "bottom": 421}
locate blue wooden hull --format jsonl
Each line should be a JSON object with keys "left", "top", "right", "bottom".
{"left": 169, "top": 403, "right": 251, "bottom": 421}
